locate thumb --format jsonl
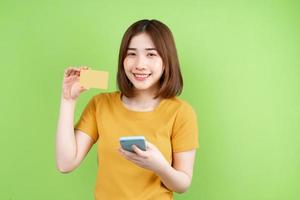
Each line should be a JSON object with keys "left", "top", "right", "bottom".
{"left": 80, "top": 86, "right": 90, "bottom": 92}
{"left": 132, "top": 145, "right": 147, "bottom": 158}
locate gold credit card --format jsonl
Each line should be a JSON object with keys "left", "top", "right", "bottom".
{"left": 79, "top": 69, "right": 109, "bottom": 89}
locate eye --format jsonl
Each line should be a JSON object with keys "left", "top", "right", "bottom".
{"left": 147, "top": 53, "right": 157, "bottom": 57}
{"left": 126, "top": 52, "right": 136, "bottom": 56}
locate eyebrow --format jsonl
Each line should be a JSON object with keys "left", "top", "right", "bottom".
{"left": 127, "top": 48, "right": 157, "bottom": 51}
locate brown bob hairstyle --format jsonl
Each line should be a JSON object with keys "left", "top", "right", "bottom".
{"left": 117, "top": 19, "right": 183, "bottom": 99}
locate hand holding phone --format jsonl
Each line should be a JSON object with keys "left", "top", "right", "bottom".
{"left": 119, "top": 136, "right": 146, "bottom": 153}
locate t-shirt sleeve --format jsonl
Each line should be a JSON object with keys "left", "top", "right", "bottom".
{"left": 74, "top": 96, "right": 99, "bottom": 143}
{"left": 171, "top": 102, "right": 199, "bottom": 153}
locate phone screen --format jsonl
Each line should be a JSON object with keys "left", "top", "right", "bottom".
{"left": 119, "top": 136, "right": 146, "bottom": 152}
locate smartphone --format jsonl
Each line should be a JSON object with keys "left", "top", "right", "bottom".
{"left": 119, "top": 136, "right": 146, "bottom": 152}
{"left": 79, "top": 69, "right": 109, "bottom": 89}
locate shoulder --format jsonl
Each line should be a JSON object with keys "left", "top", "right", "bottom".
{"left": 83, "top": 91, "right": 120, "bottom": 111}
{"left": 91, "top": 91, "right": 120, "bottom": 103}
{"left": 163, "top": 97, "right": 198, "bottom": 125}
{"left": 164, "top": 97, "right": 196, "bottom": 114}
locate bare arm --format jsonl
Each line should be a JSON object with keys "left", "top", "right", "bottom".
{"left": 55, "top": 66, "right": 94, "bottom": 173}
{"left": 55, "top": 98, "right": 94, "bottom": 173}
{"left": 156, "top": 150, "right": 196, "bottom": 193}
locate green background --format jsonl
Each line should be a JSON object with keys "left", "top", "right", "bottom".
{"left": 0, "top": 0, "right": 299, "bottom": 199}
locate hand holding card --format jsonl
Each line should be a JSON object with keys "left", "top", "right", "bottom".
{"left": 79, "top": 69, "right": 109, "bottom": 89}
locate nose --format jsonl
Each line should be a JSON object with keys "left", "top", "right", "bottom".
{"left": 135, "top": 55, "right": 148, "bottom": 70}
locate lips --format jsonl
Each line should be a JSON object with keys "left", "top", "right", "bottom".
{"left": 133, "top": 73, "right": 151, "bottom": 81}
{"left": 133, "top": 73, "right": 151, "bottom": 78}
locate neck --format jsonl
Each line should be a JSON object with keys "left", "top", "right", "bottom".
{"left": 121, "top": 89, "right": 162, "bottom": 112}
{"left": 133, "top": 89, "right": 156, "bottom": 101}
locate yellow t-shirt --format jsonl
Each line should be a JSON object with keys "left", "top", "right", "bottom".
{"left": 75, "top": 91, "right": 199, "bottom": 200}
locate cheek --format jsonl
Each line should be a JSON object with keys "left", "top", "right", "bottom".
{"left": 123, "top": 58, "right": 134, "bottom": 70}
{"left": 152, "top": 59, "right": 164, "bottom": 73}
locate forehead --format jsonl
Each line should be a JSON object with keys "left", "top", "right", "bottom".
{"left": 128, "top": 32, "right": 156, "bottom": 49}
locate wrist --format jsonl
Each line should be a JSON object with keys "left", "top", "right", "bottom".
{"left": 154, "top": 160, "right": 172, "bottom": 177}
{"left": 61, "top": 95, "right": 77, "bottom": 105}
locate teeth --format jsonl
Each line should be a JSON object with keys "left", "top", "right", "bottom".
{"left": 134, "top": 74, "right": 150, "bottom": 78}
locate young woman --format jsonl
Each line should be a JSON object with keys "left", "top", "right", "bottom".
{"left": 56, "top": 19, "right": 199, "bottom": 200}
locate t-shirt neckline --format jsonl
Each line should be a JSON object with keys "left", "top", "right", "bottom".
{"left": 115, "top": 91, "right": 166, "bottom": 119}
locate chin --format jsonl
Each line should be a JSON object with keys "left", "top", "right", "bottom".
{"left": 133, "top": 85, "right": 152, "bottom": 91}
{"left": 133, "top": 84, "right": 160, "bottom": 94}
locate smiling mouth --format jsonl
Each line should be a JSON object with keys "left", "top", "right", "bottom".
{"left": 133, "top": 73, "right": 151, "bottom": 78}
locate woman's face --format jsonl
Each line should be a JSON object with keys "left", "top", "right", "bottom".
{"left": 123, "top": 32, "right": 164, "bottom": 93}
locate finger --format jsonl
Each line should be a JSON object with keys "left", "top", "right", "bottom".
{"left": 119, "top": 149, "right": 141, "bottom": 162}
{"left": 118, "top": 147, "right": 128, "bottom": 155}
{"left": 64, "top": 75, "right": 77, "bottom": 83}
{"left": 65, "top": 67, "right": 81, "bottom": 76}
{"left": 79, "top": 86, "right": 89, "bottom": 92}
{"left": 145, "top": 141, "right": 154, "bottom": 149}
{"left": 64, "top": 66, "right": 72, "bottom": 74}
{"left": 124, "top": 154, "right": 142, "bottom": 163}
{"left": 77, "top": 66, "right": 88, "bottom": 72}
{"left": 65, "top": 66, "right": 77, "bottom": 74}
{"left": 132, "top": 145, "right": 147, "bottom": 158}
{"left": 130, "top": 159, "right": 145, "bottom": 167}
{"left": 65, "top": 76, "right": 79, "bottom": 84}
{"left": 72, "top": 71, "right": 81, "bottom": 77}
{"left": 121, "top": 148, "right": 144, "bottom": 160}
{"left": 64, "top": 75, "right": 74, "bottom": 80}
{"left": 64, "top": 68, "right": 71, "bottom": 77}
{"left": 121, "top": 148, "right": 136, "bottom": 157}
{"left": 79, "top": 66, "right": 90, "bottom": 74}
{"left": 123, "top": 154, "right": 147, "bottom": 167}
{"left": 70, "top": 69, "right": 79, "bottom": 76}
{"left": 65, "top": 69, "right": 75, "bottom": 77}
{"left": 65, "top": 73, "right": 78, "bottom": 78}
